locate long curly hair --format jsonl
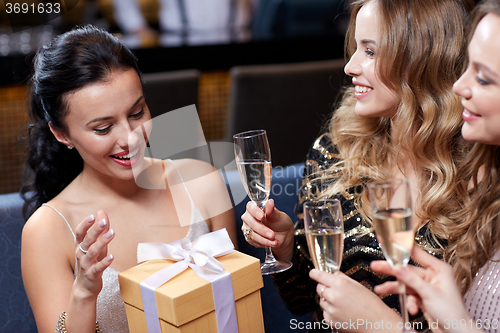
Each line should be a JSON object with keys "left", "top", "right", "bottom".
{"left": 445, "top": 0, "right": 500, "bottom": 295}
{"left": 316, "top": 0, "right": 473, "bottom": 248}
{"left": 21, "top": 25, "right": 141, "bottom": 218}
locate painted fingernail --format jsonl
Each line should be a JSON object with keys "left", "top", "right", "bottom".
{"left": 107, "top": 254, "right": 114, "bottom": 262}
{"left": 99, "top": 219, "right": 107, "bottom": 228}
{"left": 105, "top": 229, "right": 114, "bottom": 239}
{"left": 86, "top": 215, "right": 95, "bottom": 224}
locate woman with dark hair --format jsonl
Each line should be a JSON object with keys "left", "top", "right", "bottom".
{"left": 241, "top": 0, "right": 473, "bottom": 330}
{"left": 373, "top": 1, "right": 500, "bottom": 331}
{"left": 21, "top": 25, "right": 236, "bottom": 333}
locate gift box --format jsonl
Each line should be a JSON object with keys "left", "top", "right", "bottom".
{"left": 119, "top": 250, "right": 264, "bottom": 333}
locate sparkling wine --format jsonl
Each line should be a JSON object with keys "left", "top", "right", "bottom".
{"left": 237, "top": 161, "right": 272, "bottom": 207}
{"left": 306, "top": 228, "right": 343, "bottom": 273}
{"left": 372, "top": 208, "right": 413, "bottom": 266}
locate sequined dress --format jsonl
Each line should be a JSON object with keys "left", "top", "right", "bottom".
{"left": 43, "top": 159, "right": 210, "bottom": 333}
{"left": 463, "top": 249, "right": 500, "bottom": 333}
{"left": 272, "top": 134, "right": 437, "bottom": 331}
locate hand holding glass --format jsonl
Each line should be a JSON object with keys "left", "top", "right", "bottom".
{"left": 233, "top": 130, "right": 293, "bottom": 275}
{"left": 304, "top": 199, "right": 343, "bottom": 333}
{"left": 368, "top": 178, "right": 415, "bottom": 333}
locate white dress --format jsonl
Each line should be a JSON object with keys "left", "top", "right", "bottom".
{"left": 43, "top": 159, "right": 210, "bottom": 333}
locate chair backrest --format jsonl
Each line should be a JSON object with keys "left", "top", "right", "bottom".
{"left": 142, "top": 69, "right": 200, "bottom": 119}
{"left": 0, "top": 193, "right": 37, "bottom": 333}
{"left": 226, "top": 59, "right": 347, "bottom": 167}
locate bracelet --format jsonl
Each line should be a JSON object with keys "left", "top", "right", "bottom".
{"left": 56, "top": 311, "right": 103, "bottom": 333}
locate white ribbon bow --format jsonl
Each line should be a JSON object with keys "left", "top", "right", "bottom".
{"left": 137, "top": 229, "right": 238, "bottom": 333}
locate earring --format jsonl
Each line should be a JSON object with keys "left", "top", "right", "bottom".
{"left": 67, "top": 145, "right": 73, "bottom": 150}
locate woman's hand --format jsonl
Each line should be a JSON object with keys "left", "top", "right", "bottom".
{"left": 310, "top": 269, "right": 402, "bottom": 333}
{"left": 240, "top": 199, "right": 295, "bottom": 261}
{"left": 73, "top": 210, "right": 115, "bottom": 300}
{"left": 371, "top": 246, "right": 478, "bottom": 333}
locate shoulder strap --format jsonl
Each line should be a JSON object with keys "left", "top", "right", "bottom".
{"left": 165, "top": 159, "right": 196, "bottom": 204}
{"left": 42, "top": 203, "right": 76, "bottom": 241}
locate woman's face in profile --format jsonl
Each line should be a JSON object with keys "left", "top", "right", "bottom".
{"left": 453, "top": 13, "right": 500, "bottom": 146}
{"left": 61, "top": 68, "right": 152, "bottom": 180}
{"left": 344, "top": 0, "right": 400, "bottom": 118}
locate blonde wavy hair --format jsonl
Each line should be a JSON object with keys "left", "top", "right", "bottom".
{"left": 316, "top": 0, "right": 473, "bottom": 246}
{"left": 445, "top": 0, "right": 500, "bottom": 295}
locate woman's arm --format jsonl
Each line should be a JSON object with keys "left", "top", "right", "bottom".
{"left": 21, "top": 208, "right": 114, "bottom": 333}
{"left": 372, "top": 246, "right": 483, "bottom": 333}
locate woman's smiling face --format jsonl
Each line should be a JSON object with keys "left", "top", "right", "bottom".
{"left": 53, "top": 68, "right": 152, "bottom": 180}
{"left": 453, "top": 13, "right": 500, "bottom": 146}
{"left": 344, "top": 0, "right": 400, "bottom": 118}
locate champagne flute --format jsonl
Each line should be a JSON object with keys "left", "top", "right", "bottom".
{"left": 303, "top": 199, "right": 344, "bottom": 333}
{"left": 233, "top": 129, "right": 293, "bottom": 275}
{"left": 368, "top": 178, "right": 416, "bottom": 333}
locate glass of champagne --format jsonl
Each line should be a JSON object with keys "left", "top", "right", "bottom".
{"left": 233, "top": 129, "right": 293, "bottom": 275}
{"left": 303, "top": 199, "right": 343, "bottom": 333}
{"left": 368, "top": 178, "right": 415, "bottom": 333}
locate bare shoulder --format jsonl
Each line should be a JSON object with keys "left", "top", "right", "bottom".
{"left": 23, "top": 203, "right": 75, "bottom": 254}
{"left": 166, "top": 158, "right": 221, "bottom": 183}
{"left": 171, "top": 158, "right": 215, "bottom": 173}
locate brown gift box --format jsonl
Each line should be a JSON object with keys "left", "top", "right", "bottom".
{"left": 118, "top": 251, "right": 265, "bottom": 333}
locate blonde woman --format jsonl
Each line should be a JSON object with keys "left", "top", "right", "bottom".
{"left": 373, "top": 1, "right": 500, "bottom": 332}
{"left": 241, "top": 0, "right": 473, "bottom": 330}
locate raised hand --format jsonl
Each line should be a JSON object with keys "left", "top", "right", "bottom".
{"left": 240, "top": 199, "right": 295, "bottom": 261}
{"left": 310, "top": 269, "right": 402, "bottom": 332}
{"left": 371, "top": 246, "right": 477, "bottom": 333}
{"left": 73, "top": 210, "right": 115, "bottom": 298}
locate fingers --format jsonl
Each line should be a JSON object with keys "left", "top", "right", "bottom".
{"left": 74, "top": 214, "right": 96, "bottom": 245}
{"left": 309, "top": 268, "right": 340, "bottom": 287}
{"left": 406, "top": 295, "right": 421, "bottom": 316}
{"left": 411, "top": 245, "right": 443, "bottom": 269}
{"left": 241, "top": 201, "right": 276, "bottom": 244}
{"left": 370, "top": 260, "right": 395, "bottom": 276}
{"left": 75, "top": 210, "right": 113, "bottom": 262}
{"left": 91, "top": 253, "right": 115, "bottom": 277}
{"left": 393, "top": 266, "right": 433, "bottom": 300}
{"left": 241, "top": 224, "right": 276, "bottom": 247}
{"left": 374, "top": 281, "right": 400, "bottom": 295}
{"left": 264, "top": 199, "right": 279, "bottom": 220}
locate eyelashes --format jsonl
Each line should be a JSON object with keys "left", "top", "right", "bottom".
{"left": 93, "top": 109, "right": 145, "bottom": 135}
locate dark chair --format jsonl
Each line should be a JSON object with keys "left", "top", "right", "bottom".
{"left": 0, "top": 193, "right": 37, "bottom": 333}
{"left": 142, "top": 69, "right": 200, "bottom": 119}
{"left": 226, "top": 59, "right": 348, "bottom": 167}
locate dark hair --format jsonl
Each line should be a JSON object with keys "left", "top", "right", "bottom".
{"left": 21, "top": 25, "right": 141, "bottom": 218}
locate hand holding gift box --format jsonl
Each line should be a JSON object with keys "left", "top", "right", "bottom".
{"left": 119, "top": 229, "right": 264, "bottom": 333}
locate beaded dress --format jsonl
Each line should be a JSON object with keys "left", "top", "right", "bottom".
{"left": 464, "top": 249, "right": 500, "bottom": 333}
{"left": 43, "top": 159, "right": 210, "bottom": 333}
{"left": 272, "top": 134, "right": 440, "bottom": 332}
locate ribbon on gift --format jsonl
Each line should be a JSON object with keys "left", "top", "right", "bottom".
{"left": 137, "top": 228, "right": 238, "bottom": 333}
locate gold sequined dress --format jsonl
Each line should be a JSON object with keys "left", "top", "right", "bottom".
{"left": 272, "top": 134, "right": 435, "bottom": 332}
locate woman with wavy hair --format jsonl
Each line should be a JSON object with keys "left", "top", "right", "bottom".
{"left": 373, "top": 1, "right": 500, "bottom": 331}
{"left": 241, "top": 0, "right": 473, "bottom": 330}
{"left": 20, "top": 25, "right": 236, "bottom": 333}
